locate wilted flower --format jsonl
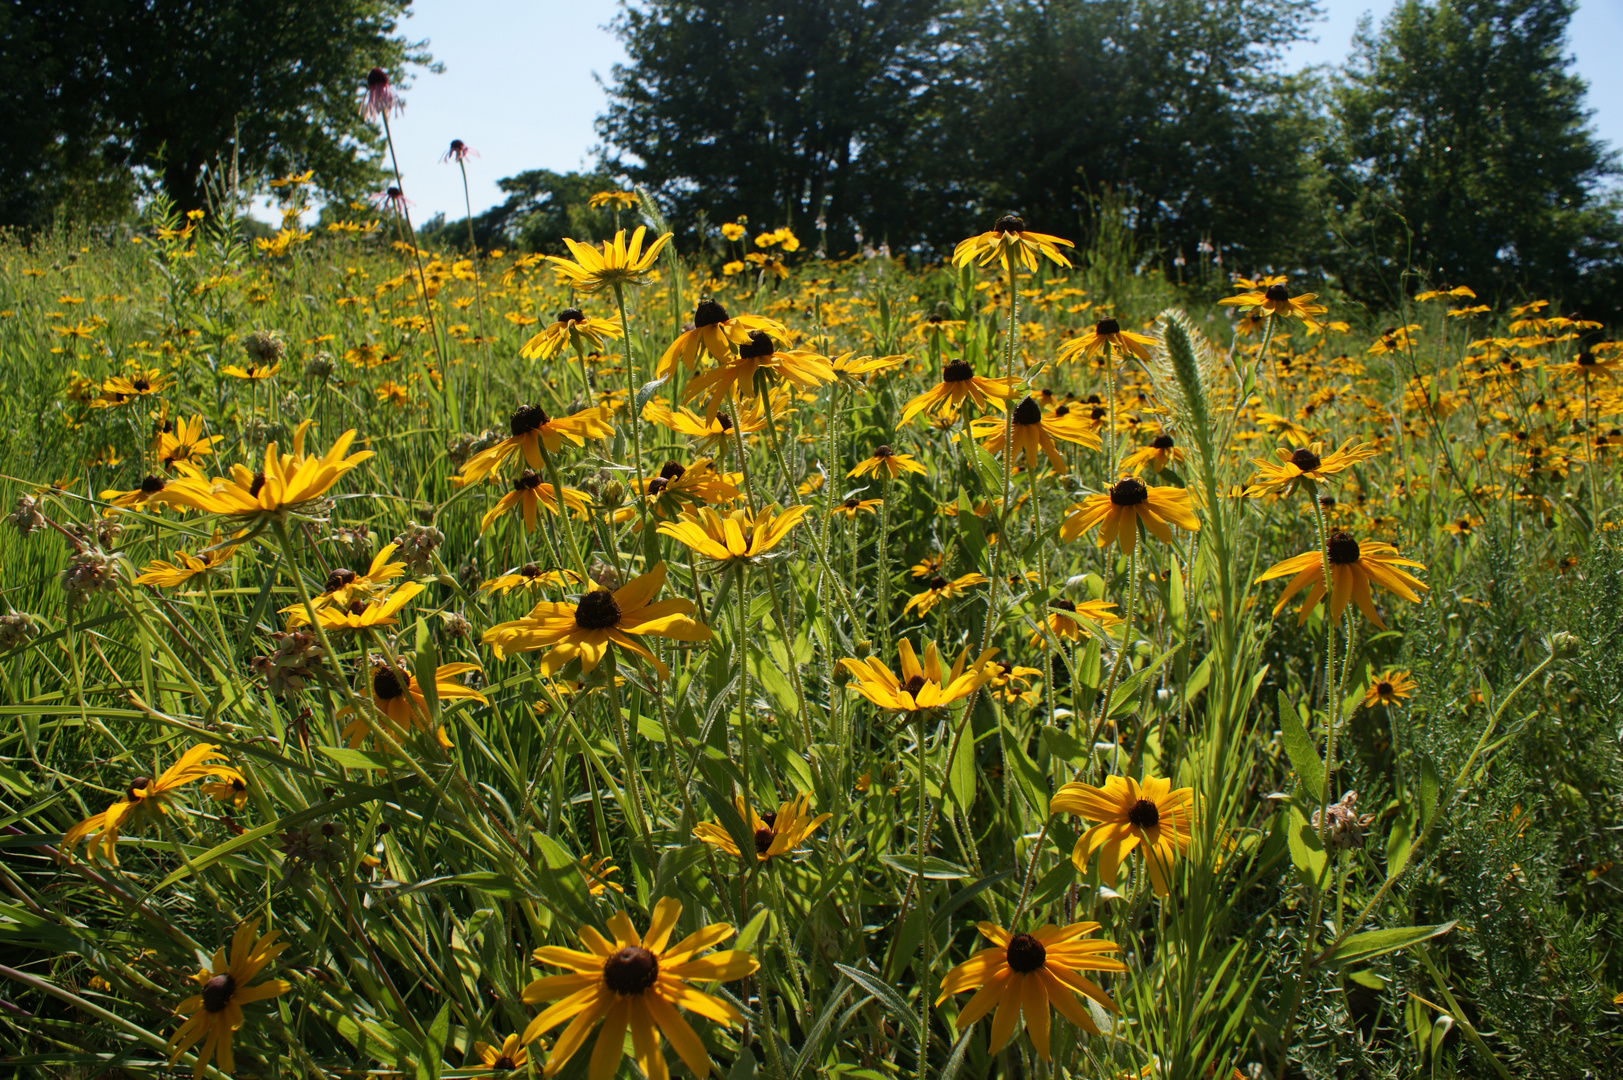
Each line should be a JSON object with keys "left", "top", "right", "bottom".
{"left": 1313, "top": 791, "right": 1376, "bottom": 852}
{"left": 362, "top": 66, "right": 403, "bottom": 120}
{"left": 0, "top": 612, "right": 39, "bottom": 650}
{"left": 390, "top": 521, "right": 445, "bottom": 574}
{"left": 250, "top": 631, "right": 323, "bottom": 696}
{"left": 8, "top": 495, "right": 45, "bottom": 536}
{"left": 242, "top": 330, "right": 287, "bottom": 365}
{"left": 61, "top": 548, "right": 121, "bottom": 599}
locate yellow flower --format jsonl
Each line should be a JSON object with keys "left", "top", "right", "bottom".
{"left": 658, "top": 299, "right": 786, "bottom": 377}
{"left": 579, "top": 855, "right": 624, "bottom": 896}
{"left": 969, "top": 396, "right": 1100, "bottom": 471}
{"left": 1363, "top": 670, "right": 1417, "bottom": 708}
{"left": 899, "top": 360, "right": 1015, "bottom": 425}
{"left": 479, "top": 471, "right": 594, "bottom": 534}
{"left": 157, "top": 423, "right": 373, "bottom": 520}
{"left": 220, "top": 361, "right": 280, "bottom": 380}
{"left": 681, "top": 331, "right": 833, "bottom": 420}
{"left": 840, "top": 639, "right": 995, "bottom": 712}
{"left": 1056, "top": 317, "right": 1156, "bottom": 363}
{"left": 831, "top": 496, "right": 882, "bottom": 518}
{"left": 588, "top": 190, "right": 640, "bottom": 210}
{"left": 1242, "top": 440, "right": 1379, "bottom": 498}
{"left": 952, "top": 214, "right": 1073, "bottom": 272}
{"left": 341, "top": 661, "right": 487, "bottom": 748}
{"left": 455, "top": 404, "right": 614, "bottom": 486}
{"left": 623, "top": 458, "right": 743, "bottom": 522}
{"left": 314, "top": 581, "right": 424, "bottom": 631}
{"left": 100, "top": 473, "right": 177, "bottom": 514}
{"left": 903, "top": 572, "right": 989, "bottom": 618}
{"left": 63, "top": 744, "right": 243, "bottom": 862}
{"left": 1255, "top": 532, "right": 1428, "bottom": 629}
{"left": 134, "top": 531, "right": 242, "bottom": 587}
{"left": 166, "top": 920, "right": 292, "bottom": 1079}
{"left": 519, "top": 898, "right": 758, "bottom": 1080}
{"left": 480, "top": 564, "right": 585, "bottom": 596}
{"left": 520, "top": 307, "right": 624, "bottom": 361}
{"left": 657, "top": 504, "right": 809, "bottom": 563}
{"left": 1050, "top": 774, "right": 1196, "bottom": 896}
{"left": 935, "top": 921, "right": 1124, "bottom": 1060}
{"left": 153, "top": 414, "right": 222, "bottom": 468}
{"left": 1119, "top": 432, "right": 1186, "bottom": 476}
{"left": 1059, "top": 478, "right": 1200, "bottom": 554}
{"left": 1219, "top": 278, "right": 1326, "bottom": 322}
{"left": 720, "top": 221, "right": 746, "bottom": 241}
{"left": 694, "top": 792, "right": 831, "bottom": 862}
{"left": 1029, "top": 598, "right": 1121, "bottom": 650}
{"left": 96, "top": 369, "right": 173, "bottom": 406}
{"left": 644, "top": 396, "right": 775, "bottom": 455}
{"left": 1366, "top": 324, "right": 1421, "bottom": 355}
{"left": 282, "top": 543, "right": 407, "bottom": 624}
{"left": 847, "top": 443, "right": 927, "bottom": 480}
{"left": 482, "top": 562, "right": 711, "bottom": 680}
{"left": 546, "top": 226, "right": 672, "bottom": 293}
{"left": 473, "top": 1033, "right": 532, "bottom": 1072}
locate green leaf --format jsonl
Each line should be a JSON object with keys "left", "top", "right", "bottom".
{"left": 878, "top": 855, "right": 971, "bottom": 879}
{"left": 1385, "top": 810, "right": 1413, "bottom": 880}
{"left": 1040, "top": 725, "right": 1086, "bottom": 765}
{"left": 836, "top": 963, "right": 924, "bottom": 1046}
{"left": 946, "top": 725, "right": 977, "bottom": 811}
{"left": 1419, "top": 755, "right": 1441, "bottom": 827}
{"left": 317, "top": 746, "right": 398, "bottom": 771}
{"left": 968, "top": 443, "right": 1003, "bottom": 499}
{"left": 1278, "top": 690, "right": 1323, "bottom": 805}
{"left": 697, "top": 783, "right": 757, "bottom": 868}
{"left": 417, "top": 1001, "right": 449, "bottom": 1080}
{"left": 1168, "top": 562, "right": 1186, "bottom": 627}
{"left": 1287, "top": 804, "right": 1327, "bottom": 889}
{"left": 1320, "top": 921, "right": 1457, "bottom": 968}
{"left": 1181, "top": 654, "right": 1212, "bottom": 704}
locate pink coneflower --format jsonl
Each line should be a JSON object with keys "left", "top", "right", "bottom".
{"left": 362, "top": 67, "right": 403, "bottom": 120}
{"left": 440, "top": 139, "right": 478, "bottom": 164}
{"left": 372, "top": 186, "right": 413, "bottom": 212}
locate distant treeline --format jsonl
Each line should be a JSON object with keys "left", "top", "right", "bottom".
{"left": 4, "top": 0, "right": 1619, "bottom": 313}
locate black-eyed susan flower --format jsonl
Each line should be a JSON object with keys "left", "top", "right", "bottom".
{"left": 839, "top": 639, "right": 995, "bottom": 712}
{"left": 903, "top": 572, "right": 989, "bottom": 618}
{"left": 911, "top": 554, "right": 945, "bottom": 578}
{"left": 899, "top": 359, "right": 1015, "bottom": 425}
{"left": 832, "top": 495, "right": 882, "bottom": 519}
{"left": 969, "top": 396, "right": 1100, "bottom": 472}
{"left": 847, "top": 443, "right": 926, "bottom": 480}
{"left": 519, "top": 898, "right": 758, "bottom": 1080}
{"left": 1242, "top": 440, "right": 1378, "bottom": 498}
{"left": 1362, "top": 669, "right": 1417, "bottom": 708}
{"left": 340, "top": 661, "right": 486, "bottom": 747}
{"left": 682, "top": 331, "right": 834, "bottom": 420}
{"left": 644, "top": 397, "right": 774, "bottom": 454}
{"left": 455, "top": 404, "right": 614, "bottom": 486}
{"left": 96, "top": 369, "right": 173, "bottom": 405}
{"left": 579, "top": 855, "right": 624, "bottom": 896}
{"left": 521, "top": 308, "right": 624, "bottom": 361}
{"left": 658, "top": 299, "right": 786, "bottom": 376}
{"left": 935, "top": 921, "right": 1124, "bottom": 1060}
{"left": 986, "top": 659, "right": 1044, "bottom": 705}
{"left": 480, "top": 564, "right": 584, "bottom": 596}
{"left": 1442, "top": 515, "right": 1479, "bottom": 538}
{"left": 472, "top": 1034, "right": 530, "bottom": 1072}
{"left": 1366, "top": 324, "right": 1421, "bottom": 355}
{"left": 1029, "top": 597, "right": 1122, "bottom": 649}
{"left": 1050, "top": 774, "right": 1196, "bottom": 896}
{"left": 829, "top": 350, "right": 906, "bottom": 387}
{"left": 1255, "top": 531, "right": 1428, "bottom": 629}
{"left": 201, "top": 772, "right": 249, "bottom": 810}
{"left": 314, "top": 582, "right": 424, "bottom": 631}
{"left": 101, "top": 474, "right": 176, "bottom": 514}
{"left": 657, "top": 504, "right": 808, "bottom": 564}
{"left": 1059, "top": 477, "right": 1200, "bottom": 554}
{"left": 1056, "top": 316, "right": 1157, "bottom": 363}
{"left": 63, "top": 744, "right": 244, "bottom": 862}
{"left": 1219, "top": 277, "right": 1326, "bottom": 323}
{"left": 135, "top": 531, "right": 242, "bottom": 587}
{"left": 166, "top": 919, "right": 292, "bottom": 1078}
{"left": 154, "top": 414, "right": 222, "bottom": 468}
{"left": 694, "top": 792, "right": 831, "bottom": 862}
{"left": 482, "top": 562, "right": 711, "bottom": 679}
{"left": 479, "top": 471, "right": 593, "bottom": 533}
{"left": 951, "top": 214, "right": 1073, "bottom": 272}
{"left": 621, "top": 459, "right": 742, "bottom": 523}
{"left": 220, "top": 360, "right": 280, "bottom": 381}
{"left": 546, "top": 227, "right": 672, "bottom": 293}
{"left": 1120, "top": 431, "right": 1186, "bottom": 476}
{"left": 158, "top": 425, "right": 374, "bottom": 521}
{"left": 283, "top": 543, "right": 407, "bottom": 624}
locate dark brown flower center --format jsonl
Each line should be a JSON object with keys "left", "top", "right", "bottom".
{"left": 492, "top": 1057, "right": 517, "bottom": 1071}
{"left": 231, "top": 777, "right": 246, "bottom": 792}
{"left": 904, "top": 674, "right": 928, "bottom": 697}
{"left": 1012, "top": 396, "right": 1042, "bottom": 426}
{"left": 1050, "top": 598, "right": 1076, "bottom": 612}
{"left": 1128, "top": 798, "right": 1160, "bottom": 829}
{"left": 994, "top": 214, "right": 1026, "bottom": 234}
{"left": 660, "top": 460, "right": 686, "bottom": 481}
{"left": 754, "top": 827, "right": 776, "bottom": 854}
{"left": 325, "top": 567, "right": 357, "bottom": 592}
{"left": 1095, "top": 317, "right": 1121, "bottom": 336}
{"left": 716, "top": 412, "right": 734, "bottom": 431}
{"left": 367, "top": 67, "right": 389, "bottom": 88}
{"left": 574, "top": 590, "right": 622, "bottom": 630}
{"left": 1110, "top": 477, "right": 1148, "bottom": 506}
{"left": 139, "top": 474, "right": 166, "bottom": 494}
{"left": 514, "top": 470, "right": 543, "bottom": 491}
{"left": 1264, "top": 284, "right": 1290, "bottom": 302}
{"left": 1377, "top": 681, "right": 1394, "bottom": 696}
{"left": 1290, "top": 447, "right": 1321, "bottom": 472}
{"left": 843, "top": 496, "right": 860, "bottom": 509}
{"left": 648, "top": 477, "right": 669, "bottom": 495}
{"left": 510, "top": 404, "right": 550, "bottom": 436}
{"left": 1152, "top": 434, "right": 1175, "bottom": 450}
{"left": 202, "top": 973, "right": 237, "bottom": 1013}
{"left": 942, "top": 360, "right": 974, "bottom": 383}
{"left": 738, "top": 330, "right": 775, "bottom": 359}
{"left": 128, "top": 776, "right": 153, "bottom": 799}
{"left": 1326, "top": 531, "right": 1361, "bottom": 565}
{"left": 929, "top": 575, "right": 949, "bottom": 590}
{"left": 602, "top": 946, "right": 659, "bottom": 995}
{"left": 373, "top": 668, "right": 406, "bottom": 700}
{"left": 872, "top": 445, "right": 893, "bottom": 459}
{"left": 132, "top": 378, "right": 151, "bottom": 392}
{"left": 449, "top": 139, "right": 465, "bottom": 153}
{"left": 1577, "top": 351, "right": 1596, "bottom": 366}
{"left": 249, "top": 472, "right": 266, "bottom": 497}
{"left": 694, "top": 299, "right": 728, "bottom": 327}
{"left": 926, "top": 313, "right": 944, "bottom": 324}
{"left": 1006, "top": 933, "right": 1047, "bottom": 973}
{"left": 1054, "top": 404, "right": 1071, "bottom": 417}
{"left": 520, "top": 563, "right": 542, "bottom": 578}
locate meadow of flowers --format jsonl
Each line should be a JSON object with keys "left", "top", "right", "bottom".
{"left": 0, "top": 167, "right": 1620, "bottom": 1078}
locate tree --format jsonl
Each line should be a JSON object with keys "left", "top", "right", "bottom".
{"left": 597, "top": 0, "right": 946, "bottom": 254}
{"left": 0, "top": 0, "right": 432, "bottom": 228}
{"left": 1323, "top": 0, "right": 1622, "bottom": 309}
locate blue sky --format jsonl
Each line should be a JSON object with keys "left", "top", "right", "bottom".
{"left": 328, "top": 0, "right": 1623, "bottom": 222}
